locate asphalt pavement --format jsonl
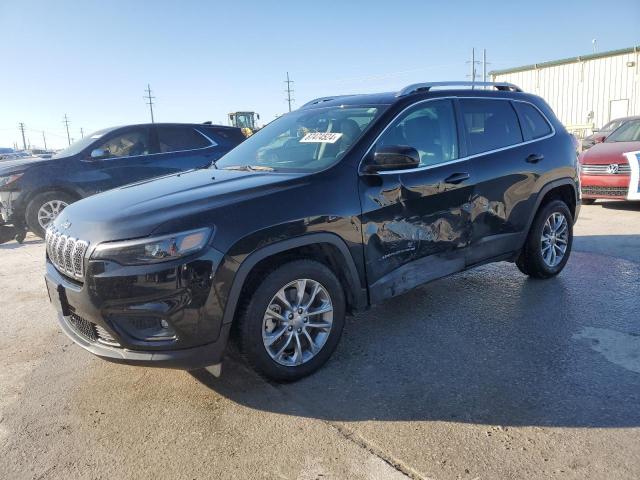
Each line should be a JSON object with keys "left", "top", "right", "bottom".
{"left": 1, "top": 200, "right": 639, "bottom": 480}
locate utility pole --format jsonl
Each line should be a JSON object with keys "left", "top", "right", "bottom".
{"left": 18, "top": 122, "right": 27, "bottom": 150}
{"left": 42, "top": 131, "right": 47, "bottom": 150}
{"left": 284, "top": 72, "right": 294, "bottom": 112}
{"left": 80, "top": 128, "right": 84, "bottom": 138}
{"left": 63, "top": 114, "right": 71, "bottom": 146}
{"left": 483, "top": 49, "right": 487, "bottom": 84}
{"left": 144, "top": 84, "right": 155, "bottom": 123}
{"left": 470, "top": 48, "right": 475, "bottom": 88}
{"left": 467, "top": 49, "right": 480, "bottom": 88}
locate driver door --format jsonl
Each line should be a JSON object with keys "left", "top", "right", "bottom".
{"left": 77, "top": 127, "right": 155, "bottom": 194}
{"left": 358, "top": 99, "right": 476, "bottom": 303}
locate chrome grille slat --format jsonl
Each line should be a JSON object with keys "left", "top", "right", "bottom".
{"left": 45, "top": 226, "right": 89, "bottom": 281}
{"left": 581, "top": 164, "right": 631, "bottom": 175}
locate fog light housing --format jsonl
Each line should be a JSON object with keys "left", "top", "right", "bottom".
{"left": 115, "top": 316, "right": 176, "bottom": 342}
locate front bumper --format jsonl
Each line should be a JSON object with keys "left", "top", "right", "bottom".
{"left": 580, "top": 174, "right": 630, "bottom": 199}
{"left": 45, "top": 246, "right": 232, "bottom": 370}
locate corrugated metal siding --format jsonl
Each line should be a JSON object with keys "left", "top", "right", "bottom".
{"left": 492, "top": 50, "right": 640, "bottom": 135}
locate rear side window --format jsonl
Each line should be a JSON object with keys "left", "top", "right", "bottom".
{"left": 514, "top": 102, "right": 552, "bottom": 140}
{"left": 156, "top": 126, "right": 212, "bottom": 153}
{"left": 205, "top": 127, "right": 246, "bottom": 146}
{"left": 459, "top": 99, "right": 523, "bottom": 155}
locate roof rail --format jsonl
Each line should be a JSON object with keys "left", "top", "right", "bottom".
{"left": 301, "top": 95, "right": 355, "bottom": 108}
{"left": 396, "top": 81, "right": 522, "bottom": 97}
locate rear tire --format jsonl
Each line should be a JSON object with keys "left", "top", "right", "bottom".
{"left": 236, "top": 259, "right": 346, "bottom": 382}
{"left": 516, "top": 200, "right": 573, "bottom": 279}
{"left": 25, "top": 191, "right": 76, "bottom": 238}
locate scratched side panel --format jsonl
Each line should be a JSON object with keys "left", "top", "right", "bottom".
{"left": 358, "top": 160, "right": 475, "bottom": 300}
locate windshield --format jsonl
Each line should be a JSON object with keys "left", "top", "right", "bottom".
{"left": 52, "top": 127, "right": 114, "bottom": 158}
{"left": 605, "top": 120, "right": 640, "bottom": 143}
{"left": 599, "top": 120, "right": 621, "bottom": 132}
{"left": 215, "top": 106, "right": 382, "bottom": 172}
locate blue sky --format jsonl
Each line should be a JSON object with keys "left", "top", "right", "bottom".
{"left": 1, "top": 0, "right": 638, "bottom": 149}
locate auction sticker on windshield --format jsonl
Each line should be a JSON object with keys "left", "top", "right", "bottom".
{"left": 300, "top": 132, "right": 343, "bottom": 143}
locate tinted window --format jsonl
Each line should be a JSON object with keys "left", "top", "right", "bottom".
{"left": 157, "top": 126, "right": 211, "bottom": 153}
{"left": 205, "top": 127, "right": 246, "bottom": 145}
{"left": 514, "top": 102, "right": 552, "bottom": 140}
{"left": 460, "top": 99, "right": 523, "bottom": 155}
{"left": 96, "top": 129, "right": 151, "bottom": 159}
{"left": 378, "top": 100, "right": 458, "bottom": 167}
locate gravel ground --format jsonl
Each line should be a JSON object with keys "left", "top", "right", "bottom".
{"left": 1, "top": 200, "right": 638, "bottom": 480}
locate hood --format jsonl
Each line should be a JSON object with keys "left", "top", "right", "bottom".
{"left": 0, "top": 155, "right": 53, "bottom": 174}
{"left": 53, "top": 168, "right": 305, "bottom": 245}
{"left": 579, "top": 141, "right": 640, "bottom": 165}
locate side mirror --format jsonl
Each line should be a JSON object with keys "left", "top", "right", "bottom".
{"left": 594, "top": 134, "right": 606, "bottom": 144}
{"left": 90, "top": 148, "right": 109, "bottom": 159}
{"left": 363, "top": 145, "right": 420, "bottom": 173}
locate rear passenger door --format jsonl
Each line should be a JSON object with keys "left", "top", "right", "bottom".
{"left": 147, "top": 125, "right": 220, "bottom": 177}
{"left": 459, "top": 98, "right": 553, "bottom": 264}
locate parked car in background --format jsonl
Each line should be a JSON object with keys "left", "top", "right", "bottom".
{"left": 579, "top": 118, "right": 640, "bottom": 203}
{"left": 44, "top": 81, "right": 580, "bottom": 381}
{"left": 581, "top": 116, "right": 640, "bottom": 150}
{"left": 0, "top": 123, "right": 245, "bottom": 237}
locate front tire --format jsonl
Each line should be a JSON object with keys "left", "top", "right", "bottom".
{"left": 237, "top": 259, "right": 346, "bottom": 382}
{"left": 25, "top": 191, "right": 76, "bottom": 238}
{"left": 516, "top": 200, "right": 573, "bottom": 279}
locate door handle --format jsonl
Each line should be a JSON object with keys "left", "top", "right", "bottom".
{"left": 526, "top": 153, "right": 544, "bottom": 164}
{"left": 444, "top": 172, "right": 470, "bottom": 184}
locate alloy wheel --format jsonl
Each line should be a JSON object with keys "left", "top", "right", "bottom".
{"left": 540, "top": 211, "right": 569, "bottom": 267}
{"left": 261, "top": 278, "right": 333, "bottom": 367}
{"left": 37, "top": 200, "right": 68, "bottom": 229}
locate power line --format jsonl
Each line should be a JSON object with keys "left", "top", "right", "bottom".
{"left": 18, "top": 122, "right": 27, "bottom": 150}
{"left": 62, "top": 114, "right": 71, "bottom": 146}
{"left": 144, "top": 84, "right": 155, "bottom": 123}
{"left": 284, "top": 72, "right": 294, "bottom": 112}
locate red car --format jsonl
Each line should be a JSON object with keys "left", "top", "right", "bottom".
{"left": 579, "top": 118, "right": 640, "bottom": 204}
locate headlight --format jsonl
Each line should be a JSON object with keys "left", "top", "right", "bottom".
{"left": 92, "top": 228, "right": 212, "bottom": 265}
{"left": 0, "top": 173, "right": 23, "bottom": 187}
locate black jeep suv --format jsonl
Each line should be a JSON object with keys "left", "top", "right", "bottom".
{"left": 45, "top": 82, "right": 580, "bottom": 381}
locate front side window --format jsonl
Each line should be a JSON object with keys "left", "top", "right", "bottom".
{"left": 605, "top": 120, "right": 640, "bottom": 142}
{"left": 157, "top": 126, "right": 211, "bottom": 153}
{"left": 377, "top": 100, "right": 458, "bottom": 167}
{"left": 460, "top": 99, "right": 523, "bottom": 155}
{"left": 215, "top": 106, "right": 382, "bottom": 172}
{"left": 96, "top": 129, "right": 151, "bottom": 159}
{"left": 514, "top": 102, "right": 552, "bottom": 141}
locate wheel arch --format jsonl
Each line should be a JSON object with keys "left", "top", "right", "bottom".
{"left": 222, "top": 233, "right": 368, "bottom": 326}
{"left": 518, "top": 177, "right": 578, "bottom": 250}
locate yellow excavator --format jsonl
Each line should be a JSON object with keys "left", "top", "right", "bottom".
{"left": 228, "top": 111, "right": 260, "bottom": 137}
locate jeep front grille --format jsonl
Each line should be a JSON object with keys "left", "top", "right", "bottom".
{"left": 45, "top": 227, "right": 89, "bottom": 280}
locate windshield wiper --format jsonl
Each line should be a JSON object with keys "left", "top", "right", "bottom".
{"left": 222, "top": 165, "right": 275, "bottom": 172}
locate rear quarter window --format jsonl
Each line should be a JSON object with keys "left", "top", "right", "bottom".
{"left": 203, "top": 127, "right": 246, "bottom": 146}
{"left": 157, "top": 126, "right": 211, "bottom": 153}
{"left": 513, "top": 102, "right": 552, "bottom": 141}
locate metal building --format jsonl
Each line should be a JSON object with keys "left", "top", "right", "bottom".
{"left": 490, "top": 46, "right": 640, "bottom": 137}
